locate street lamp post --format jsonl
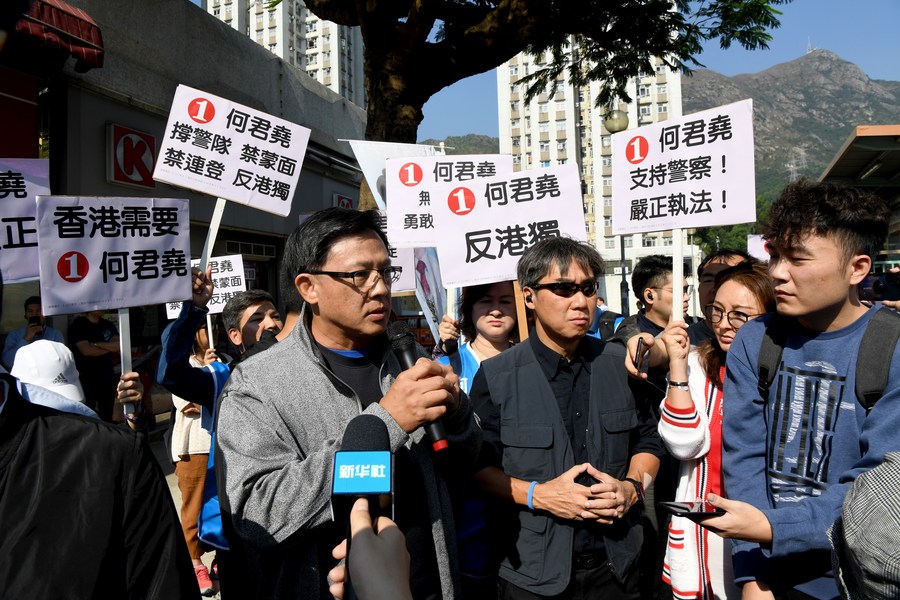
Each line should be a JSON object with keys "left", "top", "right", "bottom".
{"left": 604, "top": 108, "right": 630, "bottom": 316}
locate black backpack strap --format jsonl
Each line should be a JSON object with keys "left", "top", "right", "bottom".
{"left": 757, "top": 314, "right": 789, "bottom": 401}
{"left": 855, "top": 308, "right": 900, "bottom": 412}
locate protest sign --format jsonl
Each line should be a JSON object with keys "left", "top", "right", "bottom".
{"left": 153, "top": 85, "right": 311, "bottom": 217}
{"left": 347, "top": 140, "right": 438, "bottom": 210}
{"left": 430, "top": 164, "right": 587, "bottom": 288}
{"left": 611, "top": 99, "right": 755, "bottom": 234}
{"left": 413, "top": 247, "right": 446, "bottom": 343}
{"left": 165, "top": 254, "right": 245, "bottom": 319}
{"left": 368, "top": 210, "right": 415, "bottom": 293}
{"left": 36, "top": 196, "right": 191, "bottom": 315}
{"left": 0, "top": 159, "right": 49, "bottom": 283}
{"left": 386, "top": 154, "right": 514, "bottom": 248}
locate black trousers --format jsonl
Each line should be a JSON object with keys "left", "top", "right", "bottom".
{"left": 498, "top": 553, "right": 639, "bottom": 600}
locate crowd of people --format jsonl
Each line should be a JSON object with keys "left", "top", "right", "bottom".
{"left": 1, "top": 178, "right": 899, "bottom": 600}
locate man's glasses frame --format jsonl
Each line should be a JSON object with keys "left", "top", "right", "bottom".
{"left": 652, "top": 284, "right": 695, "bottom": 296}
{"left": 306, "top": 266, "right": 402, "bottom": 290}
{"left": 530, "top": 280, "right": 600, "bottom": 298}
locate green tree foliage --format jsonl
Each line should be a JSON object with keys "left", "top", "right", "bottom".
{"left": 693, "top": 194, "right": 771, "bottom": 254}
{"left": 270, "top": 0, "right": 791, "bottom": 142}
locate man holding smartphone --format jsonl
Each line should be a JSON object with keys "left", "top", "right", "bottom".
{"left": 2, "top": 295, "right": 64, "bottom": 370}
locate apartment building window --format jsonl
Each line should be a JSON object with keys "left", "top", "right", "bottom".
{"left": 539, "top": 122, "right": 550, "bottom": 133}
{"left": 663, "top": 237, "right": 673, "bottom": 246}
{"left": 323, "top": 67, "right": 332, "bottom": 76}
{"left": 323, "top": 50, "right": 331, "bottom": 60}
{"left": 656, "top": 64, "right": 666, "bottom": 74}
{"left": 510, "top": 119, "right": 520, "bottom": 129}
{"left": 306, "top": 21, "right": 317, "bottom": 33}
{"left": 603, "top": 177, "right": 612, "bottom": 187}
{"left": 541, "top": 160, "right": 552, "bottom": 167}
{"left": 512, "top": 155, "right": 521, "bottom": 165}
{"left": 624, "top": 237, "right": 633, "bottom": 248}
{"left": 642, "top": 236, "right": 656, "bottom": 247}
{"left": 604, "top": 196, "right": 612, "bottom": 207}
{"left": 555, "top": 100, "right": 566, "bottom": 112}
{"left": 256, "top": 14, "right": 263, "bottom": 28}
{"left": 525, "top": 135, "right": 532, "bottom": 145}
{"left": 213, "top": 8, "right": 220, "bottom": 16}
{"left": 604, "top": 217, "right": 612, "bottom": 228}
{"left": 510, "top": 85, "right": 517, "bottom": 93}
{"left": 556, "top": 120, "right": 566, "bottom": 132}
{"left": 602, "top": 157, "right": 612, "bottom": 167}
{"left": 307, "top": 52, "right": 318, "bottom": 64}
{"left": 558, "top": 158, "right": 567, "bottom": 165}
{"left": 539, "top": 103, "right": 549, "bottom": 114}
{"left": 605, "top": 239, "right": 615, "bottom": 249}
{"left": 509, "top": 65, "right": 518, "bottom": 76}
{"left": 539, "top": 142, "right": 550, "bottom": 152}
{"left": 658, "top": 104, "right": 668, "bottom": 114}
{"left": 638, "top": 84, "right": 651, "bottom": 97}
{"left": 554, "top": 81, "right": 565, "bottom": 94}
{"left": 657, "top": 84, "right": 667, "bottom": 94}
{"left": 512, "top": 137, "right": 520, "bottom": 147}
{"left": 308, "top": 69, "right": 318, "bottom": 78}
{"left": 308, "top": 37, "right": 317, "bottom": 49}
{"left": 510, "top": 101, "right": 519, "bottom": 112}
{"left": 557, "top": 140, "right": 567, "bottom": 152}
{"left": 640, "top": 105, "right": 652, "bottom": 117}
{"left": 268, "top": 43, "right": 276, "bottom": 51}
{"left": 601, "top": 136, "right": 611, "bottom": 147}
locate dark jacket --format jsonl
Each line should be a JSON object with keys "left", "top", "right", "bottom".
{"left": 477, "top": 338, "right": 664, "bottom": 595}
{"left": 0, "top": 375, "right": 197, "bottom": 599}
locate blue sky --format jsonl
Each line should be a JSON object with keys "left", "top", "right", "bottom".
{"left": 418, "top": 0, "right": 900, "bottom": 140}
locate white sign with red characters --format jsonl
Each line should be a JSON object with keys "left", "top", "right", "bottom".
{"left": 432, "top": 164, "right": 587, "bottom": 288}
{"left": 36, "top": 196, "right": 191, "bottom": 316}
{"left": 153, "top": 85, "right": 311, "bottom": 217}
{"left": 611, "top": 99, "right": 755, "bottom": 234}
{"left": 165, "top": 254, "right": 246, "bottom": 319}
{"left": 386, "top": 154, "right": 513, "bottom": 248}
{"left": 0, "top": 158, "right": 49, "bottom": 283}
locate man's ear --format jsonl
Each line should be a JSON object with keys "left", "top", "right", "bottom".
{"left": 227, "top": 328, "right": 243, "bottom": 347}
{"left": 523, "top": 287, "right": 535, "bottom": 308}
{"left": 296, "top": 273, "right": 318, "bottom": 305}
{"left": 642, "top": 288, "right": 654, "bottom": 306}
{"left": 848, "top": 254, "right": 872, "bottom": 286}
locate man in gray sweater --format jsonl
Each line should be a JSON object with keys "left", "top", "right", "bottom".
{"left": 216, "top": 208, "right": 481, "bottom": 600}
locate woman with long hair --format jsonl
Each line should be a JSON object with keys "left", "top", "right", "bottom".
{"left": 656, "top": 263, "right": 775, "bottom": 599}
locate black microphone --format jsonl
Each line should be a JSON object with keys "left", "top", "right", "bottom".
{"left": 387, "top": 321, "right": 449, "bottom": 452}
{"left": 332, "top": 414, "right": 394, "bottom": 600}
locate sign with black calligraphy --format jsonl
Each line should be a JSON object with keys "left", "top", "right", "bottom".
{"left": 386, "top": 154, "right": 514, "bottom": 248}
{"left": 36, "top": 196, "right": 191, "bottom": 315}
{"left": 348, "top": 140, "right": 438, "bottom": 211}
{"left": 0, "top": 159, "right": 49, "bottom": 283}
{"left": 371, "top": 210, "right": 415, "bottom": 293}
{"left": 611, "top": 99, "right": 755, "bottom": 234}
{"left": 165, "top": 254, "right": 245, "bottom": 318}
{"left": 153, "top": 85, "right": 311, "bottom": 217}
{"left": 431, "top": 164, "right": 587, "bottom": 288}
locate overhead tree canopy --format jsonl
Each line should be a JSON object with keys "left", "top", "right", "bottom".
{"left": 284, "top": 0, "right": 790, "bottom": 143}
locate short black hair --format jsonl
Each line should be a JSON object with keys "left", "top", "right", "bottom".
{"left": 223, "top": 289, "right": 276, "bottom": 333}
{"left": 631, "top": 255, "right": 672, "bottom": 301}
{"left": 762, "top": 179, "right": 890, "bottom": 262}
{"left": 517, "top": 237, "right": 604, "bottom": 289}
{"left": 697, "top": 248, "right": 755, "bottom": 278}
{"left": 24, "top": 296, "right": 41, "bottom": 311}
{"left": 284, "top": 208, "right": 389, "bottom": 278}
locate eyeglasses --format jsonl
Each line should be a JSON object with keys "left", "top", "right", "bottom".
{"left": 531, "top": 280, "right": 599, "bottom": 298}
{"left": 653, "top": 284, "right": 694, "bottom": 296}
{"left": 704, "top": 305, "right": 761, "bottom": 329}
{"left": 306, "top": 266, "right": 402, "bottom": 290}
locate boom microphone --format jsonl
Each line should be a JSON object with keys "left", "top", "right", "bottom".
{"left": 387, "top": 321, "right": 449, "bottom": 452}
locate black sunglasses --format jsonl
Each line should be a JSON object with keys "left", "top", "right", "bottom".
{"left": 530, "top": 280, "right": 599, "bottom": 298}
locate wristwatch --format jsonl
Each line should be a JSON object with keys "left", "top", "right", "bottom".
{"left": 624, "top": 477, "right": 644, "bottom": 503}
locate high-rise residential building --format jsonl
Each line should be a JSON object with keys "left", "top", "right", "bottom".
{"left": 204, "top": 0, "right": 366, "bottom": 108}
{"left": 497, "top": 45, "right": 702, "bottom": 315}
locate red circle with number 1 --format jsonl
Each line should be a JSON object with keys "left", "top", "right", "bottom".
{"left": 399, "top": 162, "right": 423, "bottom": 187}
{"left": 188, "top": 97, "right": 216, "bottom": 124}
{"left": 57, "top": 251, "right": 89, "bottom": 282}
{"left": 448, "top": 187, "right": 476, "bottom": 216}
{"left": 625, "top": 135, "right": 649, "bottom": 165}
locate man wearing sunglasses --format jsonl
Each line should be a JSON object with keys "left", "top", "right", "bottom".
{"left": 469, "top": 237, "right": 664, "bottom": 600}
{"left": 215, "top": 208, "right": 480, "bottom": 600}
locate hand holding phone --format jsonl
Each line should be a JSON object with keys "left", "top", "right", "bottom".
{"left": 633, "top": 337, "right": 650, "bottom": 373}
{"left": 659, "top": 501, "right": 725, "bottom": 521}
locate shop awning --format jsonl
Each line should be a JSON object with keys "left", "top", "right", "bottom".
{"left": 15, "top": 0, "right": 104, "bottom": 72}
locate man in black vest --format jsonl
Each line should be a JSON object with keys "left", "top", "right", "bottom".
{"left": 469, "top": 237, "right": 664, "bottom": 599}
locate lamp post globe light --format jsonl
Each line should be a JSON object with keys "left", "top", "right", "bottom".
{"left": 604, "top": 108, "right": 630, "bottom": 316}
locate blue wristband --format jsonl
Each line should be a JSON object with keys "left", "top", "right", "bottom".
{"left": 527, "top": 481, "right": 538, "bottom": 510}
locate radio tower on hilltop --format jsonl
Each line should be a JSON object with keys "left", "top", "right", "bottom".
{"left": 787, "top": 147, "right": 808, "bottom": 182}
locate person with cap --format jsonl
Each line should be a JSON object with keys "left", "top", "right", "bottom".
{"left": 1, "top": 295, "right": 64, "bottom": 370}
{"left": 829, "top": 452, "right": 900, "bottom": 600}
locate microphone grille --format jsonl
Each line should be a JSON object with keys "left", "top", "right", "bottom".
{"left": 387, "top": 320, "right": 416, "bottom": 353}
{"left": 340, "top": 413, "right": 390, "bottom": 452}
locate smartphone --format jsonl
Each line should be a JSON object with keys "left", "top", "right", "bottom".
{"left": 659, "top": 501, "right": 725, "bottom": 521}
{"left": 633, "top": 337, "right": 649, "bottom": 372}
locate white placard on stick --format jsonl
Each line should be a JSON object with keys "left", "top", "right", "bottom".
{"left": 165, "top": 254, "right": 246, "bottom": 319}
{"left": 0, "top": 158, "right": 49, "bottom": 283}
{"left": 36, "top": 196, "right": 191, "bottom": 315}
{"left": 153, "top": 84, "right": 311, "bottom": 217}
{"left": 611, "top": 99, "right": 755, "bottom": 234}
{"left": 347, "top": 140, "right": 438, "bottom": 210}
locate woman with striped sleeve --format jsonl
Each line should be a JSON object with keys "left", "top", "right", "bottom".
{"left": 657, "top": 263, "right": 774, "bottom": 599}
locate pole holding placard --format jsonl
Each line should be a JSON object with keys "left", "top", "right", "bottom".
{"left": 117, "top": 308, "right": 135, "bottom": 415}
{"left": 671, "top": 228, "right": 685, "bottom": 323}
{"left": 200, "top": 198, "right": 227, "bottom": 273}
